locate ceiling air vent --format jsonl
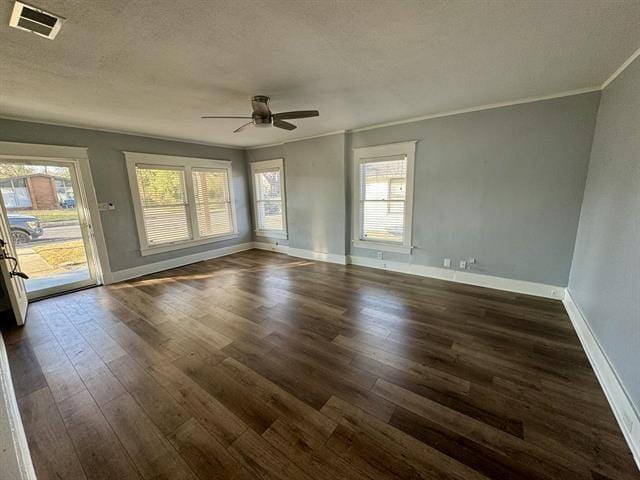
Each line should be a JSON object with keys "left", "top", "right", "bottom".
{"left": 9, "top": 1, "right": 64, "bottom": 39}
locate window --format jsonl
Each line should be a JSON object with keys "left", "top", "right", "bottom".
{"left": 250, "top": 158, "right": 287, "bottom": 239}
{"left": 192, "top": 168, "right": 234, "bottom": 237}
{"left": 0, "top": 177, "right": 32, "bottom": 209}
{"left": 352, "top": 141, "right": 416, "bottom": 254}
{"left": 54, "top": 177, "right": 74, "bottom": 204}
{"left": 135, "top": 166, "right": 191, "bottom": 246}
{"left": 125, "top": 152, "right": 237, "bottom": 255}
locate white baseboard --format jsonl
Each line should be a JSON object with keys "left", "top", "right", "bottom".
{"left": 287, "top": 247, "right": 349, "bottom": 265}
{"left": 563, "top": 291, "right": 640, "bottom": 469}
{"left": 253, "top": 242, "right": 290, "bottom": 254}
{"left": 104, "top": 241, "right": 560, "bottom": 299}
{"left": 105, "top": 242, "right": 255, "bottom": 284}
{"left": 348, "top": 255, "right": 565, "bottom": 300}
{"left": 0, "top": 333, "right": 37, "bottom": 480}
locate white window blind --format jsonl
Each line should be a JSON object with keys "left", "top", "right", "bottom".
{"left": 192, "top": 168, "right": 234, "bottom": 237}
{"left": 359, "top": 155, "right": 407, "bottom": 243}
{"left": 255, "top": 169, "right": 283, "bottom": 231}
{"left": 135, "top": 165, "right": 192, "bottom": 246}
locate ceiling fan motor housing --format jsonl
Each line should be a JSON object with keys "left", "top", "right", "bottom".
{"left": 252, "top": 95, "right": 272, "bottom": 127}
{"left": 201, "top": 95, "right": 318, "bottom": 132}
{"left": 252, "top": 95, "right": 270, "bottom": 104}
{"left": 252, "top": 114, "right": 272, "bottom": 127}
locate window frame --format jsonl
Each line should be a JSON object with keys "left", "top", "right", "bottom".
{"left": 125, "top": 152, "right": 238, "bottom": 256}
{"left": 351, "top": 141, "right": 416, "bottom": 254}
{"left": 250, "top": 158, "right": 288, "bottom": 240}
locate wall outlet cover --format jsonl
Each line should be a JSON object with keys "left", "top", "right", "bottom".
{"left": 443, "top": 258, "right": 451, "bottom": 268}
{"left": 459, "top": 260, "right": 467, "bottom": 269}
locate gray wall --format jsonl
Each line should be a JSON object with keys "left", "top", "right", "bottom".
{"left": 568, "top": 57, "right": 640, "bottom": 412}
{"left": 284, "top": 134, "right": 346, "bottom": 255}
{"left": 349, "top": 92, "right": 601, "bottom": 286}
{"left": 247, "top": 134, "right": 347, "bottom": 256}
{"left": 0, "top": 119, "right": 251, "bottom": 274}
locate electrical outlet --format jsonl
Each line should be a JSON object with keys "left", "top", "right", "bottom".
{"left": 377, "top": 251, "right": 383, "bottom": 260}
{"left": 459, "top": 260, "right": 467, "bottom": 269}
{"left": 468, "top": 258, "right": 476, "bottom": 265}
{"left": 443, "top": 258, "right": 451, "bottom": 268}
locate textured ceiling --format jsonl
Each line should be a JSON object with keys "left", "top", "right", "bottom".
{"left": 1, "top": 0, "right": 639, "bottom": 148}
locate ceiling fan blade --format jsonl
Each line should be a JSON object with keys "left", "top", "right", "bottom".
{"left": 273, "top": 119, "right": 297, "bottom": 131}
{"left": 201, "top": 116, "right": 252, "bottom": 119}
{"left": 251, "top": 96, "right": 271, "bottom": 116}
{"left": 233, "top": 121, "right": 254, "bottom": 133}
{"left": 272, "top": 110, "right": 319, "bottom": 120}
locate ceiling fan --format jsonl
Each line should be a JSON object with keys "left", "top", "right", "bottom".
{"left": 202, "top": 95, "right": 319, "bottom": 133}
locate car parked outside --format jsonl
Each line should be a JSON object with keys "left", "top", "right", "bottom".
{"left": 8, "top": 213, "right": 44, "bottom": 244}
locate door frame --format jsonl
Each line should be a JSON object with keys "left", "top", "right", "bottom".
{"left": 0, "top": 142, "right": 110, "bottom": 297}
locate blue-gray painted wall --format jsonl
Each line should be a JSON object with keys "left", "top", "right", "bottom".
{"left": 247, "top": 92, "right": 600, "bottom": 286}
{"left": 246, "top": 135, "right": 348, "bottom": 255}
{"left": 569, "top": 57, "right": 640, "bottom": 413}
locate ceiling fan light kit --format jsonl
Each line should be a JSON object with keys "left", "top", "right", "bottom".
{"left": 202, "top": 95, "right": 319, "bottom": 133}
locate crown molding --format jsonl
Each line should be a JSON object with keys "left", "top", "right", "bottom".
{"left": 245, "top": 47, "right": 640, "bottom": 149}
{"left": 349, "top": 87, "right": 601, "bottom": 133}
{"left": 246, "top": 87, "right": 600, "bottom": 150}
{"left": 0, "top": 114, "right": 243, "bottom": 151}
{"left": 602, "top": 46, "right": 640, "bottom": 90}
{"left": 245, "top": 130, "right": 346, "bottom": 150}
{"left": 5, "top": 45, "right": 638, "bottom": 152}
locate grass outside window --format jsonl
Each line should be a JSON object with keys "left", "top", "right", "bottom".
{"left": 32, "top": 239, "right": 86, "bottom": 268}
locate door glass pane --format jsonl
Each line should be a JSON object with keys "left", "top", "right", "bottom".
{"left": 0, "top": 162, "right": 93, "bottom": 294}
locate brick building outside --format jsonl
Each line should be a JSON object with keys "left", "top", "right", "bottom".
{"left": 0, "top": 174, "right": 74, "bottom": 210}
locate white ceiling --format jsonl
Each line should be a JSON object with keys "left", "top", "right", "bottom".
{"left": 1, "top": 0, "right": 639, "bottom": 148}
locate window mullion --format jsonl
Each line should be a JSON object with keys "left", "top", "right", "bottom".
{"left": 255, "top": 172, "right": 265, "bottom": 231}
{"left": 183, "top": 165, "right": 199, "bottom": 241}
{"left": 360, "top": 162, "right": 367, "bottom": 240}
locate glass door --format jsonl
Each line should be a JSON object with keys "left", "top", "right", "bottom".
{"left": 0, "top": 159, "right": 99, "bottom": 298}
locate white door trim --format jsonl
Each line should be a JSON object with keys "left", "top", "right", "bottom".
{"left": 0, "top": 331, "right": 37, "bottom": 480}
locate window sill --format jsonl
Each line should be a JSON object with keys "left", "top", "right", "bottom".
{"left": 352, "top": 239, "right": 412, "bottom": 254}
{"left": 255, "top": 230, "right": 288, "bottom": 240}
{"left": 140, "top": 232, "right": 239, "bottom": 256}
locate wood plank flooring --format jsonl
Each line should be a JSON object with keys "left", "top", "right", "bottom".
{"left": 2, "top": 249, "right": 638, "bottom": 480}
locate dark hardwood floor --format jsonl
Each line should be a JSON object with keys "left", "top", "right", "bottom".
{"left": 2, "top": 249, "right": 638, "bottom": 480}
